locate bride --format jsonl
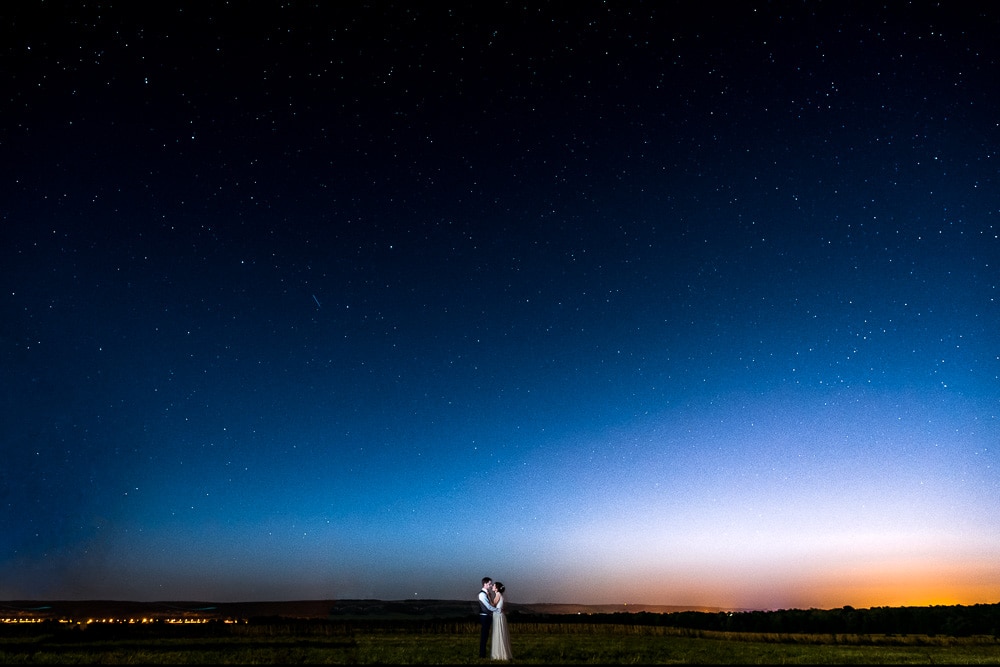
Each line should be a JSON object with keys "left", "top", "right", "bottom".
{"left": 490, "top": 582, "right": 513, "bottom": 661}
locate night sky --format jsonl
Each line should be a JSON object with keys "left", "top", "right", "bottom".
{"left": 3, "top": 2, "right": 998, "bottom": 611}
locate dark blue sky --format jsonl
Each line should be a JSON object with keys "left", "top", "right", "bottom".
{"left": 3, "top": 2, "right": 998, "bottom": 609}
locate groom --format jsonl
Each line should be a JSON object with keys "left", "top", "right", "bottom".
{"left": 477, "top": 576, "right": 500, "bottom": 658}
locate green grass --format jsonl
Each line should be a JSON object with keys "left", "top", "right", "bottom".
{"left": 1, "top": 621, "right": 998, "bottom": 663}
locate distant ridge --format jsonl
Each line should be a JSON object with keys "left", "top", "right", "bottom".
{"left": 0, "top": 600, "right": 337, "bottom": 621}
{"left": 1, "top": 599, "right": 730, "bottom": 621}
{"left": 516, "top": 602, "right": 731, "bottom": 615}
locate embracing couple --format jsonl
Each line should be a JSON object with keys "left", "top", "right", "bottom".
{"left": 477, "top": 576, "right": 512, "bottom": 660}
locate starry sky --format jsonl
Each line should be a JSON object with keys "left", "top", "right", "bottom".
{"left": 2, "top": 2, "right": 998, "bottom": 611}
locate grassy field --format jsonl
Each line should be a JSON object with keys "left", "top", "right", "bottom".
{"left": 2, "top": 621, "right": 999, "bottom": 664}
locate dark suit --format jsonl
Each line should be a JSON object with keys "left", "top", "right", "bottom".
{"left": 477, "top": 588, "right": 495, "bottom": 657}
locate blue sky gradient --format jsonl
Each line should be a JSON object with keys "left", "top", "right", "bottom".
{"left": 3, "top": 2, "right": 998, "bottom": 610}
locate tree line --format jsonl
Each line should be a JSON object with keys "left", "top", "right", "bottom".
{"left": 507, "top": 603, "right": 1000, "bottom": 638}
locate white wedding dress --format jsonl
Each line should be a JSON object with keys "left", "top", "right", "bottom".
{"left": 491, "top": 593, "right": 513, "bottom": 661}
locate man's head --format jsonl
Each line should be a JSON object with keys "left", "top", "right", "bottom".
{"left": 482, "top": 576, "right": 492, "bottom": 588}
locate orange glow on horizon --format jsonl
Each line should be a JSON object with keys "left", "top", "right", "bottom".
{"left": 627, "top": 555, "right": 1000, "bottom": 611}
{"left": 788, "top": 558, "right": 1000, "bottom": 610}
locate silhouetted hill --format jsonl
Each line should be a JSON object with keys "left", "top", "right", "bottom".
{"left": 326, "top": 599, "right": 731, "bottom": 618}
{"left": 0, "top": 600, "right": 335, "bottom": 621}
{"left": 0, "top": 599, "right": 725, "bottom": 622}
{"left": 5, "top": 599, "right": 999, "bottom": 638}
